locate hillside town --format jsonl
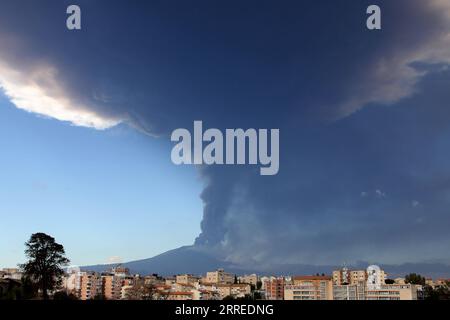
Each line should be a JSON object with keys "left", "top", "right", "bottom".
{"left": 2, "top": 265, "right": 449, "bottom": 300}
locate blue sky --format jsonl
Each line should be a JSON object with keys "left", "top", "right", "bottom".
{"left": 0, "top": 92, "right": 202, "bottom": 267}
{"left": 1, "top": 0, "right": 450, "bottom": 270}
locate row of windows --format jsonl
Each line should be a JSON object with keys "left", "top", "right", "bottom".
{"left": 292, "top": 291, "right": 317, "bottom": 295}
{"left": 367, "top": 291, "right": 400, "bottom": 295}
{"left": 293, "top": 296, "right": 316, "bottom": 300}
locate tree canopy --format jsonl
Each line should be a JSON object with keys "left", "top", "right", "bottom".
{"left": 404, "top": 273, "right": 426, "bottom": 285}
{"left": 20, "top": 233, "right": 69, "bottom": 299}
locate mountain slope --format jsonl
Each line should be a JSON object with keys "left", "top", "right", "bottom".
{"left": 81, "top": 245, "right": 450, "bottom": 278}
{"left": 82, "top": 245, "right": 252, "bottom": 276}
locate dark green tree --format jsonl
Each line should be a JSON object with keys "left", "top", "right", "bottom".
{"left": 0, "top": 279, "right": 22, "bottom": 300}
{"left": 93, "top": 293, "right": 106, "bottom": 300}
{"left": 256, "top": 280, "right": 262, "bottom": 290}
{"left": 53, "top": 291, "right": 78, "bottom": 300}
{"left": 385, "top": 279, "right": 395, "bottom": 284}
{"left": 405, "top": 273, "right": 426, "bottom": 285}
{"left": 253, "top": 291, "right": 263, "bottom": 300}
{"left": 0, "top": 276, "right": 38, "bottom": 300}
{"left": 424, "top": 283, "right": 450, "bottom": 300}
{"left": 20, "top": 233, "right": 70, "bottom": 300}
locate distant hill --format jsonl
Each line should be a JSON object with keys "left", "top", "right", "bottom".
{"left": 82, "top": 245, "right": 254, "bottom": 276}
{"left": 81, "top": 245, "right": 450, "bottom": 278}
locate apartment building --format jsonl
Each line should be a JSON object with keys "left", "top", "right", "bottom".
{"left": 264, "top": 277, "right": 285, "bottom": 300}
{"left": 366, "top": 284, "right": 419, "bottom": 300}
{"left": 191, "top": 289, "right": 218, "bottom": 300}
{"left": 62, "top": 271, "right": 78, "bottom": 294}
{"left": 1, "top": 268, "right": 22, "bottom": 280}
{"left": 435, "top": 279, "right": 450, "bottom": 286}
{"left": 165, "top": 277, "right": 176, "bottom": 286}
{"left": 204, "top": 269, "right": 234, "bottom": 284}
{"left": 176, "top": 274, "right": 200, "bottom": 285}
{"left": 79, "top": 272, "right": 103, "bottom": 300}
{"left": 238, "top": 274, "right": 258, "bottom": 286}
{"left": 333, "top": 268, "right": 367, "bottom": 285}
{"left": 109, "top": 267, "right": 129, "bottom": 277}
{"left": 174, "top": 282, "right": 195, "bottom": 292}
{"left": 230, "top": 283, "right": 252, "bottom": 298}
{"left": 144, "top": 274, "right": 165, "bottom": 286}
{"left": 1, "top": 268, "right": 20, "bottom": 274}
{"left": 284, "top": 276, "right": 333, "bottom": 300}
{"left": 333, "top": 267, "right": 387, "bottom": 286}
{"left": 102, "top": 275, "right": 123, "bottom": 300}
{"left": 167, "top": 291, "right": 193, "bottom": 300}
{"left": 333, "top": 282, "right": 366, "bottom": 300}
{"left": 215, "top": 283, "right": 251, "bottom": 299}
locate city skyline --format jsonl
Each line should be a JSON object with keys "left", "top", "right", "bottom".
{"left": 3, "top": 263, "right": 444, "bottom": 300}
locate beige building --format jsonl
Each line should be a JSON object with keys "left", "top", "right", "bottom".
{"left": 349, "top": 270, "right": 368, "bottom": 284}
{"left": 333, "top": 282, "right": 419, "bottom": 300}
{"left": 216, "top": 283, "right": 251, "bottom": 299}
{"left": 333, "top": 268, "right": 366, "bottom": 285}
{"left": 167, "top": 291, "right": 193, "bottom": 300}
{"left": 176, "top": 274, "right": 200, "bottom": 285}
{"left": 394, "top": 277, "right": 406, "bottom": 284}
{"left": 1, "top": 268, "right": 22, "bottom": 280}
{"left": 1, "top": 268, "right": 20, "bottom": 274}
{"left": 62, "top": 271, "right": 78, "bottom": 294}
{"left": 231, "top": 283, "right": 251, "bottom": 298}
{"left": 285, "top": 276, "right": 333, "bottom": 300}
{"left": 109, "top": 267, "right": 129, "bottom": 277}
{"left": 333, "top": 282, "right": 366, "bottom": 300}
{"left": 174, "top": 282, "right": 195, "bottom": 292}
{"left": 165, "top": 277, "right": 176, "bottom": 286}
{"left": 204, "top": 269, "right": 234, "bottom": 284}
{"left": 238, "top": 274, "right": 258, "bottom": 286}
{"left": 366, "top": 284, "right": 419, "bottom": 300}
{"left": 144, "top": 275, "right": 164, "bottom": 286}
{"left": 121, "top": 285, "right": 134, "bottom": 299}
{"left": 191, "top": 289, "right": 218, "bottom": 300}
{"left": 333, "top": 267, "right": 386, "bottom": 286}
{"left": 435, "top": 278, "right": 450, "bottom": 286}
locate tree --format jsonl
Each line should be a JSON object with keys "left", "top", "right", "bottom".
{"left": 424, "top": 283, "right": 450, "bottom": 300}
{"left": 253, "top": 291, "right": 263, "bottom": 300}
{"left": 93, "top": 293, "right": 105, "bottom": 300}
{"left": 0, "top": 277, "right": 37, "bottom": 300}
{"left": 385, "top": 279, "right": 395, "bottom": 284}
{"left": 20, "top": 233, "right": 70, "bottom": 300}
{"left": 405, "top": 273, "right": 426, "bottom": 286}
{"left": 53, "top": 291, "right": 78, "bottom": 300}
{"left": 125, "top": 282, "right": 157, "bottom": 300}
{"left": 0, "top": 279, "right": 22, "bottom": 300}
